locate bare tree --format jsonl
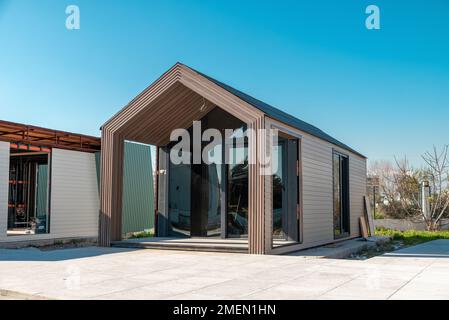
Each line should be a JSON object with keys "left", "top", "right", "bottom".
{"left": 421, "top": 145, "right": 449, "bottom": 230}
{"left": 368, "top": 159, "right": 421, "bottom": 218}
{"left": 393, "top": 157, "right": 422, "bottom": 218}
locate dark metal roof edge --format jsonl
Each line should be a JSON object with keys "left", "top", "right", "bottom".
{"left": 183, "top": 63, "right": 366, "bottom": 159}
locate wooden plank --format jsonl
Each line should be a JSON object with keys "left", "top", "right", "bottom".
{"left": 364, "top": 196, "right": 375, "bottom": 236}
{"left": 359, "top": 216, "right": 369, "bottom": 239}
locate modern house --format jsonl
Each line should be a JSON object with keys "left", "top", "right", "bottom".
{"left": 0, "top": 63, "right": 366, "bottom": 254}
{"left": 99, "top": 63, "right": 367, "bottom": 255}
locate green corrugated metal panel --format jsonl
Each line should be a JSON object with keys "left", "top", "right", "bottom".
{"left": 36, "top": 164, "right": 48, "bottom": 219}
{"left": 95, "top": 142, "right": 155, "bottom": 234}
{"left": 122, "top": 142, "right": 155, "bottom": 234}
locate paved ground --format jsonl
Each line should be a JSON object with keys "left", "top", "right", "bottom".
{"left": 0, "top": 240, "right": 448, "bottom": 300}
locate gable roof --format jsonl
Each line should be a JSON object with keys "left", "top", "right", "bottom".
{"left": 103, "top": 62, "right": 365, "bottom": 158}
{"left": 185, "top": 64, "right": 365, "bottom": 158}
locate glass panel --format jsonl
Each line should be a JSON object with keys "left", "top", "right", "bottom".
{"left": 272, "top": 141, "right": 284, "bottom": 239}
{"left": 333, "top": 153, "right": 342, "bottom": 237}
{"left": 340, "top": 155, "right": 349, "bottom": 234}
{"left": 205, "top": 145, "right": 222, "bottom": 237}
{"left": 272, "top": 137, "right": 300, "bottom": 248}
{"left": 168, "top": 151, "right": 191, "bottom": 237}
{"left": 227, "top": 145, "right": 248, "bottom": 237}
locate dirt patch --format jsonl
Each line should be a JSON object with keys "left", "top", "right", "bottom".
{"left": 34, "top": 239, "right": 96, "bottom": 251}
{"left": 347, "top": 240, "right": 406, "bottom": 260}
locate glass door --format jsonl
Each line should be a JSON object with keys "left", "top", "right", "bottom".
{"left": 272, "top": 136, "right": 299, "bottom": 246}
{"left": 226, "top": 144, "right": 248, "bottom": 238}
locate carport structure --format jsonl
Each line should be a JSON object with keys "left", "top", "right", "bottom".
{"left": 99, "top": 63, "right": 269, "bottom": 253}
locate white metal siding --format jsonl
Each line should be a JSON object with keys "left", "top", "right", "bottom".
{"left": 49, "top": 148, "right": 99, "bottom": 238}
{"left": 301, "top": 134, "right": 334, "bottom": 246}
{"left": 0, "top": 142, "right": 9, "bottom": 241}
{"left": 0, "top": 148, "right": 99, "bottom": 243}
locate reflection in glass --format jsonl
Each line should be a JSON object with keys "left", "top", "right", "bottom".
{"left": 168, "top": 151, "right": 191, "bottom": 237}
{"left": 205, "top": 145, "right": 222, "bottom": 237}
{"left": 227, "top": 146, "right": 248, "bottom": 237}
{"left": 272, "top": 140, "right": 285, "bottom": 238}
{"left": 272, "top": 137, "right": 300, "bottom": 247}
{"left": 333, "top": 153, "right": 341, "bottom": 236}
{"left": 333, "top": 152, "right": 349, "bottom": 238}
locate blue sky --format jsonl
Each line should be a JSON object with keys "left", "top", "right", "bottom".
{"left": 0, "top": 0, "right": 448, "bottom": 166}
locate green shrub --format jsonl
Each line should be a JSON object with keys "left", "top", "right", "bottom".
{"left": 129, "top": 230, "right": 154, "bottom": 239}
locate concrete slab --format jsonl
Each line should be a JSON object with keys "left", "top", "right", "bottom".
{"left": 0, "top": 239, "right": 448, "bottom": 300}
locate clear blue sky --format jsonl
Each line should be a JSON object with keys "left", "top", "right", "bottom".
{"left": 1, "top": 0, "right": 448, "bottom": 166}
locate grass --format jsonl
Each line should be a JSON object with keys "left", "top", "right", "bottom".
{"left": 348, "top": 228, "right": 449, "bottom": 260}
{"left": 375, "top": 228, "right": 449, "bottom": 246}
{"left": 128, "top": 230, "right": 155, "bottom": 239}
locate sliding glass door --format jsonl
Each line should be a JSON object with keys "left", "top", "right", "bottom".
{"left": 167, "top": 108, "right": 248, "bottom": 239}
{"left": 272, "top": 136, "right": 299, "bottom": 245}
{"left": 226, "top": 144, "right": 248, "bottom": 238}
{"left": 333, "top": 151, "right": 350, "bottom": 238}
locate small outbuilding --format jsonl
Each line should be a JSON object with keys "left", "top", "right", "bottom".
{"left": 0, "top": 120, "right": 154, "bottom": 247}
{"left": 0, "top": 120, "right": 101, "bottom": 246}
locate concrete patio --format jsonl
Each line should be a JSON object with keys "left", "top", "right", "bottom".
{"left": 0, "top": 240, "right": 448, "bottom": 300}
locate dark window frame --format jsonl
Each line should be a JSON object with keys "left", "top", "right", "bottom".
{"left": 332, "top": 150, "right": 350, "bottom": 239}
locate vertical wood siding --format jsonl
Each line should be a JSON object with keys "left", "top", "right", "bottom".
{"left": 248, "top": 117, "right": 266, "bottom": 254}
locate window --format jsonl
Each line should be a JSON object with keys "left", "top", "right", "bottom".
{"left": 333, "top": 151, "right": 349, "bottom": 238}
{"left": 272, "top": 136, "right": 300, "bottom": 247}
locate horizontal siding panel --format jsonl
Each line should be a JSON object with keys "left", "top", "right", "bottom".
{"left": 296, "top": 130, "right": 366, "bottom": 248}
{"left": 0, "top": 142, "right": 9, "bottom": 241}
{"left": 50, "top": 148, "right": 99, "bottom": 239}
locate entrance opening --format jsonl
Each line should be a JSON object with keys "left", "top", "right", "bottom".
{"left": 226, "top": 129, "right": 248, "bottom": 238}
{"left": 272, "top": 135, "right": 300, "bottom": 248}
{"left": 7, "top": 147, "right": 50, "bottom": 236}
{"left": 333, "top": 151, "right": 350, "bottom": 238}
{"left": 165, "top": 107, "right": 248, "bottom": 239}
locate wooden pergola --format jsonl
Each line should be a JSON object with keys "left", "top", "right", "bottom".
{"left": 99, "top": 63, "right": 269, "bottom": 254}
{"left": 0, "top": 120, "right": 101, "bottom": 153}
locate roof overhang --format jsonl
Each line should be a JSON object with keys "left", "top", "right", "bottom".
{"left": 0, "top": 120, "right": 101, "bottom": 153}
